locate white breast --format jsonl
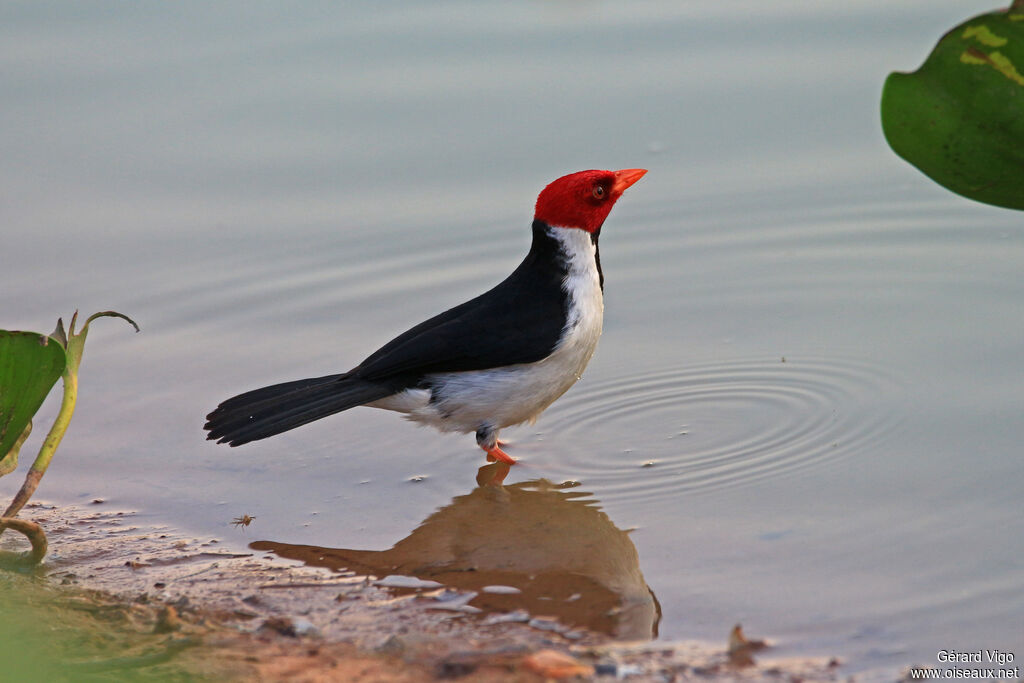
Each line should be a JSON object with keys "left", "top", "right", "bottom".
{"left": 373, "top": 227, "right": 604, "bottom": 434}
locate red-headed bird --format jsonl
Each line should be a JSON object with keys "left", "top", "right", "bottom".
{"left": 205, "top": 169, "right": 647, "bottom": 464}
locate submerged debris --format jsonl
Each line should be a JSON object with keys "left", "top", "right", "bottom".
{"left": 727, "top": 622, "right": 768, "bottom": 667}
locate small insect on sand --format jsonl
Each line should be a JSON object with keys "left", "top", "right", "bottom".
{"left": 231, "top": 514, "right": 255, "bottom": 529}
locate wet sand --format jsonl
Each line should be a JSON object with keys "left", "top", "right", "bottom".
{"left": 0, "top": 501, "right": 848, "bottom": 681}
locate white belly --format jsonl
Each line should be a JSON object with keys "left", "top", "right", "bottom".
{"left": 371, "top": 227, "right": 604, "bottom": 435}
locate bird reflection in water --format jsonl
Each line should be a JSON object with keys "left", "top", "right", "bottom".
{"left": 251, "top": 463, "right": 660, "bottom": 640}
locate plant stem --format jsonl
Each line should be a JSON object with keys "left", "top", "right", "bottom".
{"left": 0, "top": 517, "right": 48, "bottom": 566}
{"left": 0, "top": 311, "right": 135, "bottom": 548}
{"left": 0, "top": 369, "right": 78, "bottom": 525}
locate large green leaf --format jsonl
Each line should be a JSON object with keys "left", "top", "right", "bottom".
{"left": 0, "top": 331, "right": 66, "bottom": 465}
{"left": 881, "top": 5, "right": 1024, "bottom": 211}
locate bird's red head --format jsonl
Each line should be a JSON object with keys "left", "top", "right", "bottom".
{"left": 534, "top": 168, "right": 647, "bottom": 233}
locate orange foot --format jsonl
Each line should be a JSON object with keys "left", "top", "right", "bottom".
{"left": 483, "top": 443, "right": 516, "bottom": 464}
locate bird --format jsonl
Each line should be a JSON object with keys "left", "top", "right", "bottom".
{"left": 204, "top": 168, "right": 647, "bottom": 464}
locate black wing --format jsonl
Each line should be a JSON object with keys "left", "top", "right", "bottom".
{"left": 353, "top": 221, "right": 570, "bottom": 383}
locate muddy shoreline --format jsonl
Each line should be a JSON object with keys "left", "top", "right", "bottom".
{"left": 2, "top": 501, "right": 858, "bottom": 681}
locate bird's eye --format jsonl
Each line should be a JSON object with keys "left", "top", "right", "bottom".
{"left": 592, "top": 185, "right": 606, "bottom": 199}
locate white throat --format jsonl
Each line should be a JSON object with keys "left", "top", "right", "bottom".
{"left": 547, "top": 226, "right": 604, "bottom": 351}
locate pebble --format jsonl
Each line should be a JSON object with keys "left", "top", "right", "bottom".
{"left": 375, "top": 634, "right": 406, "bottom": 654}
{"left": 259, "top": 616, "right": 297, "bottom": 637}
{"left": 482, "top": 609, "right": 530, "bottom": 625}
{"left": 292, "top": 618, "right": 320, "bottom": 637}
{"left": 375, "top": 575, "right": 443, "bottom": 589}
{"left": 527, "top": 616, "right": 567, "bottom": 633}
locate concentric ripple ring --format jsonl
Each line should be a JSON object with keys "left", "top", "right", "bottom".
{"left": 537, "top": 356, "right": 906, "bottom": 503}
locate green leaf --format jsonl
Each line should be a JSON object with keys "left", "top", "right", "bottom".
{"left": 881, "top": 5, "right": 1024, "bottom": 211}
{"left": 0, "top": 331, "right": 67, "bottom": 464}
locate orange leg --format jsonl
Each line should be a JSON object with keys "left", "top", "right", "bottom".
{"left": 483, "top": 443, "right": 516, "bottom": 464}
{"left": 477, "top": 426, "right": 516, "bottom": 464}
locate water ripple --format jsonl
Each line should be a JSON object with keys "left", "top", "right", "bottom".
{"left": 538, "top": 356, "right": 906, "bottom": 502}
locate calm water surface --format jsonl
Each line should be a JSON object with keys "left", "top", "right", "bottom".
{"left": 3, "top": 1, "right": 1022, "bottom": 675}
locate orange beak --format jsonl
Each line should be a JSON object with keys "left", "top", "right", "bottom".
{"left": 612, "top": 168, "right": 647, "bottom": 195}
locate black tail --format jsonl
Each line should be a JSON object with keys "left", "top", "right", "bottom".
{"left": 205, "top": 373, "right": 397, "bottom": 446}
